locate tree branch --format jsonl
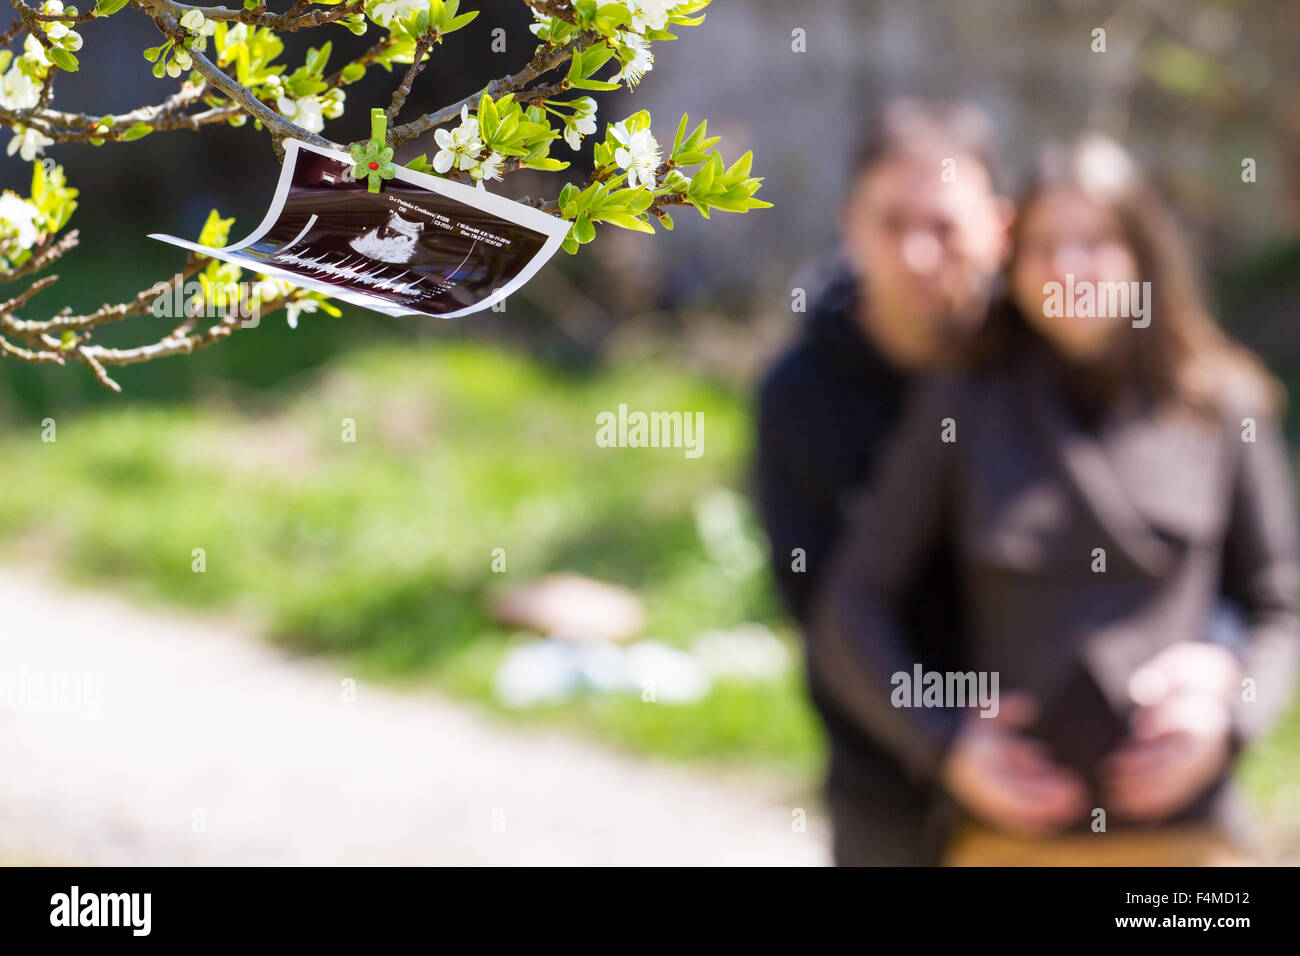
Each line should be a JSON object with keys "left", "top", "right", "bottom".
{"left": 138, "top": 0, "right": 362, "bottom": 32}
{"left": 186, "top": 43, "right": 338, "bottom": 149}
{"left": 389, "top": 32, "right": 600, "bottom": 146}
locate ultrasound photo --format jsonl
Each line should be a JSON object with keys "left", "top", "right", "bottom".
{"left": 149, "top": 140, "right": 570, "bottom": 318}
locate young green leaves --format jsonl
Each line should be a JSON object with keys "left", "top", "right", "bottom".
{"left": 476, "top": 92, "right": 569, "bottom": 173}
{"left": 555, "top": 111, "right": 769, "bottom": 253}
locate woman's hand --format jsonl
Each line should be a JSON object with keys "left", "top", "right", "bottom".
{"left": 939, "top": 693, "right": 1090, "bottom": 835}
{"left": 1102, "top": 642, "right": 1238, "bottom": 822}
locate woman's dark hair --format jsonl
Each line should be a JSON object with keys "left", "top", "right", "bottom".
{"left": 973, "top": 134, "right": 1283, "bottom": 418}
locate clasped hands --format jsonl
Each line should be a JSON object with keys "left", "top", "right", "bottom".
{"left": 939, "top": 642, "right": 1238, "bottom": 835}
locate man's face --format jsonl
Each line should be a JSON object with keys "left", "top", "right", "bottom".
{"left": 840, "top": 151, "right": 1009, "bottom": 367}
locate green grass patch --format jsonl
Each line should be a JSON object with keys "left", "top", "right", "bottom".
{"left": 0, "top": 342, "right": 822, "bottom": 784}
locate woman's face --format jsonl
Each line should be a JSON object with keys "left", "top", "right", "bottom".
{"left": 1010, "top": 189, "right": 1140, "bottom": 361}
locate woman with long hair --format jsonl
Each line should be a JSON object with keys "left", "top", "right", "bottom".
{"left": 809, "top": 134, "right": 1300, "bottom": 864}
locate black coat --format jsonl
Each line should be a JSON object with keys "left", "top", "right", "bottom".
{"left": 755, "top": 263, "right": 963, "bottom": 863}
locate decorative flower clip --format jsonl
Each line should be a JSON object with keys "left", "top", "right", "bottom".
{"left": 350, "top": 108, "right": 396, "bottom": 194}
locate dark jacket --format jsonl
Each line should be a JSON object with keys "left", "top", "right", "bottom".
{"left": 808, "top": 335, "right": 1300, "bottom": 829}
{"left": 755, "top": 262, "right": 963, "bottom": 862}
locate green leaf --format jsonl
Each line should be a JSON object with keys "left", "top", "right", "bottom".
{"left": 478, "top": 92, "right": 499, "bottom": 141}
{"left": 558, "top": 182, "right": 578, "bottom": 216}
{"left": 704, "top": 196, "right": 749, "bottom": 213}
{"left": 689, "top": 158, "right": 715, "bottom": 199}
{"left": 596, "top": 212, "right": 654, "bottom": 233}
{"left": 568, "top": 78, "right": 620, "bottom": 91}
{"left": 524, "top": 157, "right": 569, "bottom": 171}
{"left": 579, "top": 45, "right": 615, "bottom": 76}
{"left": 725, "top": 151, "right": 753, "bottom": 180}
{"left": 671, "top": 113, "right": 689, "bottom": 155}
{"left": 573, "top": 212, "right": 596, "bottom": 244}
{"left": 95, "top": 0, "right": 130, "bottom": 16}
{"left": 196, "top": 209, "right": 236, "bottom": 250}
{"left": 621, "top": 188, "right": 654, "bottom": 213}
{"left": 48, "top": 48, "right": 79, "bottom": 72}
{"left": 446, "top": 10, "right": 478, "bottom": 31}
{"left": 340, "top": 62, "right": 366, "bottom": 83}
{"left": 306, "top": 42, "right": 332, "bottom": 75}
{"left": 120, "top": 121, "right": 154, "bottom": 141}
{"left": 594, "top": 4, "right": 631, "bottom": 33}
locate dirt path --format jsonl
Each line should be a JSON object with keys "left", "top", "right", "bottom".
{"left": 0, "top": 569, "right": 826, "bottom": 866}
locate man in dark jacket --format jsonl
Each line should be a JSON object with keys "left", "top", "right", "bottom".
{"left": 755, "top": 101, "right": 1011, "bottom": 865}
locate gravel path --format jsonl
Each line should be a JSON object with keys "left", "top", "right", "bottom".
{"left": 0, "top": 569, "right": 826, "bottom": 866}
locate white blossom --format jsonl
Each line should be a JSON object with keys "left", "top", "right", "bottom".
{"left": 470, "top": 151, "right": 505, "bottom": 189}
{"left": 0, "top": 191, "right": 42, "bottom": 253}
{"left": 179, "top": 9, "right": 205, "bottom": 31}
{"left": 284, "top": 297, "right": 319, "bottom": 329}
{"left": 295, "top": 97, "right": 325, "bottom": 133}
{"left": 24, "top": 35, "right": 50, "bottom": 69}
{"left": 613, "top": 33, "right": 654, "bottom": 88}
{"left": 609, "top": 120, "right": 662, "bottom": 189}
{"left": 322, "top": 87, "right": 346, "bottom": 119}
{"left": 7, "top": 125, "right": 53, "bottom": 162}
{"left": 628, "top": 0, "right": 673, "bottom": 34}
{"left": 369, "top": 0, "right": 425, "bottom": 26}
{"left": 0, "top": 67, "right": 40, "bottom": 111}
{"left": 252, "top": 277, "right": 294, "bottom": 301}
{"left": 432, "top": 105, "right": 483, "bottom": 173}
{"left": 275, "top": 94, "right": 327, "bottom": 133}
{"left": 562, "top": 96, "right": 598, "bottom": 151}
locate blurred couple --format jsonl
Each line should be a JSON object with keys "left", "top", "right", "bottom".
{"left": 756, "top": 100, "right": 1300, "bottom": 866}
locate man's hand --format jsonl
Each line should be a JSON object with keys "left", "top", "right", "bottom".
{"left": 1102, "top": 642, "right": 1238, "bottom": 822}
{"left": 939, "top": 692, "right": 1089, "bottom": 835}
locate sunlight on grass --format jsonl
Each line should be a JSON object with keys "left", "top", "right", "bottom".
{"left": 0, "top": 342, "right": 821, "bottom": 782}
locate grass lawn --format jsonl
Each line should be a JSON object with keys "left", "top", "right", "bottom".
{"left": 0, "top": 339, "right": 1296, "bottom": 842}
{"left": 0, "top": 342, "right": 824, "bottom": 782}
